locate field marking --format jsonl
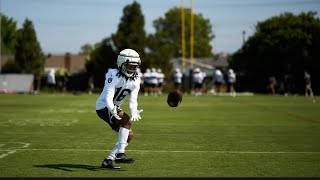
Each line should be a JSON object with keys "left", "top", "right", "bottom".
{"left": 39, "top": 109, "right": 93, "bottom": 114}
{"left": 4, "top": 148, "right": 320, "bottom": 154}
{"left": 0, "top": 150, "right": 17, "bottom": 159}
{"left": 0, "top": 142, "right": 30, "bottom": 159}
{"left": 2, "top": 119, "right": 79, "bottom": 127}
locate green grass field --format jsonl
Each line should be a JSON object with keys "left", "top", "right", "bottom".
{"left": 0, "top": 93, "right": 319, "bottom": 177}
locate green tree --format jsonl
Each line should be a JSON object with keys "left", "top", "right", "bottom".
{"left": 15, "top": 18, "right": 44, "bottom": 74}
{"left": 85, "top": 1, "right": 147, "bottom": 88}
{"left": 144, "top": 34, "right": 175, "bottom": 79}
{"left": 1, "top": 13, "right": 18, "bottom": 55}
{"left": 151, "top": 7, "right": 214, "bottom": 58}
{"left": 85, "top": 38, "right": 118, "bottom": 87}
{"left": 79, "top": 43, "right": 94, "bottom": 57}
{"left": 146, "top": 7, "right": 214, "bottom": 80}
{"left": 112, "top": 1, "right": 146, "bottom": 56}
{"left": 230, "top": 11, "right": 320, "bottom": 94}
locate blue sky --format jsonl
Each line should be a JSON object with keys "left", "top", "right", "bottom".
{"left": 1, "top": 0, "right": 320, "bottom": 55}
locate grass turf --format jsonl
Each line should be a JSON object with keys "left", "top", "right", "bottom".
{"left": 0, "top": 93, "right": 319, "bottom": 177}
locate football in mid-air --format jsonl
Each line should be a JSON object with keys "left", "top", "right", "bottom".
{"left": 167, "top": 90, "right": 182, "bottom": 107}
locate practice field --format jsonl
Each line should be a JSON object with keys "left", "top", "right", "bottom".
{"left": 0, "top": 93, "right": 319, "bottom": 177}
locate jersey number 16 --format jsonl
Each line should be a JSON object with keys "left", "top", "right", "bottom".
{"left": 114, "top": 87, "right": 131, "bottom": 101}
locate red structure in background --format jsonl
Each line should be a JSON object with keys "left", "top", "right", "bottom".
{"left": 64, "top": 52, "right": 71, "bottom": 72}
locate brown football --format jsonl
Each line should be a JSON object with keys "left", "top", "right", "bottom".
{"left": 167, "top": 90, "right": 182, "bottom": 107}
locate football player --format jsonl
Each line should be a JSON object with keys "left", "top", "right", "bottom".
{"left": 156, "top": 68, "right": 165, "bottom": 95}
{"left": 96, "top": 48, "right": 143, "bottom": 169}
{"left": 227, "top": 69, "right": 236, "bottom": 97}
{"left": 192, "top": 68, "right": 206, "bottom": 96}
{"left": 173, "top": 68, "right": 183, "bottom": 91}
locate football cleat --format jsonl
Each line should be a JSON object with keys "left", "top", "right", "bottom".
{"left": 115, "top": 153, "right": 135, "bottom": 163}
{"left": 101, "top": 159, "right": 121, "bottom": 169}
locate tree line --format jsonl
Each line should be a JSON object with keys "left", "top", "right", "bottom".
{"left": 230, "top": 11, "right": 320, "bottom": 94}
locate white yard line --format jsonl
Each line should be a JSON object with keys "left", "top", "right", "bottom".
{"left": 7, "top": 148, "right": 320, "bottom": 154}
{"left": 1, "top": 141, "right": 319, "bottom": 160}
{"left": 0, "top": 150, "right": 17, "bottom": 159}
{"left": 0, "top": 142, "right": 30, "bottom": 159}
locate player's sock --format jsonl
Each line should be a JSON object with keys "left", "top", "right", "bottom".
{"left": 106, "top": 142, "right": 119, "bottom": 160}
{"left": 117, "top": 127, "right": 129, "bottom": 153}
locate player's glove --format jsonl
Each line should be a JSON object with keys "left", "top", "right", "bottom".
{"left": 111, "top": 106, "right": 122, "bottom": 120}
{"left": 130, "top": 109, "right": 143, "bottom": 121}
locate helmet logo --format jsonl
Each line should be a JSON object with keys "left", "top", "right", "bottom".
{"left": 108, "top": 77, "right": 113, "bottom": 83}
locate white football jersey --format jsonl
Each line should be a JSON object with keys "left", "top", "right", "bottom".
{"left": 149, "top": 71, "right": 159, "bottom": 85}
{"left": 173, "top": 72, "right": 183, "bottom": 83}
{"left": 157, "top": 72, "right": 165, "bottom": 83}
{"left": 193, "top": 72, "right": 206, "bottom": 84}
{"left": 143, "top": 71, "right": 151, "bottom": 84}
{"left": 228, "top": 72, "right": 236, "bottom": 83}
{"left": 96, "top": 68, "right": 141, "bottom": 114}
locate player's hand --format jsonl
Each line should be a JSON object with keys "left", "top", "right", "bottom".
{"left": 131, "top": 109, "right": 143, "bottom": 121}
{"left": 111, "top": 106, "right": 122, "bottom": 120}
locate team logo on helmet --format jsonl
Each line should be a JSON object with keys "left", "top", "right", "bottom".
{"left": 108, "top": 77, "right": 113, "bottom": 83}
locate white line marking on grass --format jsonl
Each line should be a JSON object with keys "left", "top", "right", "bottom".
{"left": 4, "top": 119, "right": 79, "bottom": 127}
{"left": 9, "top": 148, "right": 320, "bottom": 154}
{"left": 21, "top": 143, "right": 30, "bottom": 148}
{"left": 5, "top": 142, "right": 30, "bottom": 148}
{"left": 0, "top": 150, "right": 17, "bottom": 159}
{"left": 0, "top": 142, "right": 30, "bottom": 159}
